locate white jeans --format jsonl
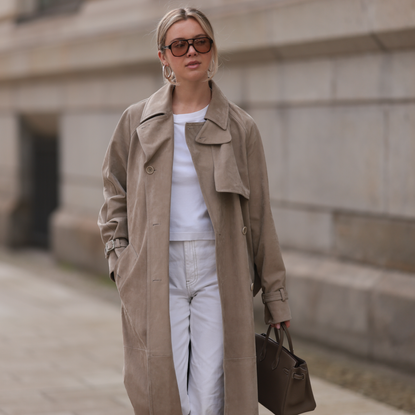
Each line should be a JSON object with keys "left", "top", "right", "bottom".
{"left": 169, "top": 240, "right": 224, "bottom": 415}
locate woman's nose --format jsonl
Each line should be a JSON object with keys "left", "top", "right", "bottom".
{"left": 187, "top": 42, "right": 197, "bottom": 55}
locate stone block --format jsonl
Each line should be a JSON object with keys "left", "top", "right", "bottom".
{"left": 63, "top": 76, "right": 107, "bottom": 111}
{"left": 363, "top": 0, "right": 415, "bottom": 33}
{"left": 0, "top": 171, "right": 18, "bottom": 198}
{"left": 361, "top": 0, "right": 415, "bottom": 49}
{"left": 61, "top": 179, "right": 104, "bottom": 215}
{"left": 245, "top": 58, "right": 333, "bottom": 105}
{"left": 333, "top": 212, "right": 415, "bottom": 273}
{"left": 215, "top": 64, "right": 244, "bottom": 105}
{"left": 372, "top": 270, "right": 415, "bottom": 369}
{"left": 0, "top": 196, "right": 17, "bottom": 246}
{"left": 286, "top": 105, "right": 385, "bottom": 212}
{"left": 376, "top": 28, "right": 415, "bottom": 50}
{"left": 269, "top": 0, "right": 373, "bottom": 47}
{"left": 333, "top": 53, "right": 386, "bottom": 101}
{"left": 333, "top": 50, "right": 415, "bottom": 101}
{"left": 105, "top": 72, "right": 159, "bottom": 108}
{"left": 283, "top": 250, "right": 382, "bottom": 357}
{"left": 51, "top": 209, "right": 108, "bottom": 275}
{"left": 214, "top": 9, "right": 270, "bottom": 54}
{"left": 0, "top": 25, "right": 157, "bottom": 81}
{"left": 271, "top": 204, "right": 332, "bottom": 254}
{"left": 63, "top": 71, "right": 159, "bottom": 110}
{"left": 0, "top": 114, "right": 18, "bottom": 171}
{"left": 61, "top": 111, "right": 122, "bottom": 180}
{"left": 15, "top": 79, "right": 63, "bottom": 112}
{"left": 0, "top": 113, "right": 19, "bottom": 245}
{"left": 0, "top": 85, "right": 12, "bottom": 110}
{"left": 277, "top": 35, "right": 380, "bottom": 59}
{"left": 388, "top": 51, "right": 415, "bottom": 99}
{"left": 64, "top": 30, "right": 155, "bottom": 73}
{"left": 386, "top": 105, "right": 415, "bottom": 218}
{"left": 247, "top": 108, "right": 285, "bottom": 199}
{"left": 245, "top": 62, "right": 280, "bottom": 105}
{"left": 280, "top": 58, "right": 333, "bottom": 104}
{"left": 279, "top": 249, "right": 415, "bottom": 370}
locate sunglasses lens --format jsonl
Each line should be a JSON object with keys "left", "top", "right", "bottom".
{"left": 193, "top": 38, "right": 211, "bottom": 53}
{"left": 171, "top": 40, "right": 188, "bottom": 57}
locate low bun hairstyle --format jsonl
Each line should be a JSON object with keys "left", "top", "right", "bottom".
{"left": 156, "top": 8, "right": 218, "bottom": 84}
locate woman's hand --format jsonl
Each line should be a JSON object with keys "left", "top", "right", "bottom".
{"left": 271, "top": 320, "right": 290, "bottom": 329}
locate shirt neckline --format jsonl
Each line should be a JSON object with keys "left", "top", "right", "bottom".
{"left": 173, "top": 104, "right": 209, "bottom": 122}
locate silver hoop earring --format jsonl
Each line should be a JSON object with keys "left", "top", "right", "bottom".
{"left": 207, "top": 59, "right": 215, "bottom": 79}
{"left": 163, "top": 64, "right": 173, "bottom": 80}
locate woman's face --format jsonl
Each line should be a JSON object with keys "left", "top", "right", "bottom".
{"left": 158, "top": 18, "right": 212, "bottom": 84}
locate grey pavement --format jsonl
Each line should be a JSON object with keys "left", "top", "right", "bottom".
{"left": 0, "top": 251, "right": 410, "bottom": 415}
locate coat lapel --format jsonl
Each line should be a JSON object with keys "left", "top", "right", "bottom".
{"left": 137, "top": 83, "right": 174, "bottom": 163}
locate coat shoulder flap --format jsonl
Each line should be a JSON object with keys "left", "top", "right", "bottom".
{"left": 196, "top": 119, "right": 250, "bottom": 200}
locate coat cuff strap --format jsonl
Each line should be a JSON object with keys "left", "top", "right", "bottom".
{"left": 104, "top": 238, "right": 128, "bottom": 258}
{"left": 262, "top": 289, "right": 288, "bottom": 304}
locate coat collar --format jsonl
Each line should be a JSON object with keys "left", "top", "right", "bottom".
{"left": 136, "top": 80, "right": 249, "bottom": 199}
{"left": 140, "top": 80, "right": 229, "bottom": 130}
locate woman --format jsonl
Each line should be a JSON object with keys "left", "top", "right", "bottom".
{"left": 98, "top": 7, "right": 291, "bottom": 415}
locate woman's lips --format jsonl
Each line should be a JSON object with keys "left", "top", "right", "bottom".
{"left": 186, "top": 61, "right": 201, "bottom": 69}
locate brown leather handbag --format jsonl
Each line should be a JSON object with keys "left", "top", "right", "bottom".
{"left": 255, "top": 323, "right": 316, "bottom": 415}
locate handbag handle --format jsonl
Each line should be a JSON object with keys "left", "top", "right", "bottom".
{"left": 259, "top": 325, "right": 278, "bottom": 361}
{"left": 259, "top": 323, "right": 294, "bottom": 370}
{"left": 281, "top": 323, "right": 294, "bottom": 355}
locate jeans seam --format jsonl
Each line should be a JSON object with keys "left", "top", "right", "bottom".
{"left": 192, "top": 241, "right": 199, "bottom": 289}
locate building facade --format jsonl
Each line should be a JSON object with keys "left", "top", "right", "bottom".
{"left": 1, "top": 0, "right": 415, "bottom": 370}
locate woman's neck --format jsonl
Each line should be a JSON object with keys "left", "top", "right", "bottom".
{"left": 172, "top": 81, "right": 211, "bottom": 114}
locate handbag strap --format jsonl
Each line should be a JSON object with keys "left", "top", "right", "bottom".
{"left": 274, "top": 326, "right": 280, "bottom": 343}
{"left": 281, "top": 322, "right": 294, "bottom": 355}
{"left": 259, "top": 325, "right": 273, "bottom": 361}
{"left": 271, "top": 326, "right": 285, "bottom": 370}
{"left": 271, "top": 323, "right": 295, "bottom": 370}
{"left": 259, "top": 323, "right": 295, "bottom": 368}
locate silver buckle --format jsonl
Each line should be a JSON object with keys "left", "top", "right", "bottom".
{"left": 104, "top": 240, "right": 116, "bottom": 257}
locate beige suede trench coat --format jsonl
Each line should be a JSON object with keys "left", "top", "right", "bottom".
{"left": 98, "top": 80, "right": 291, "bottom": 415}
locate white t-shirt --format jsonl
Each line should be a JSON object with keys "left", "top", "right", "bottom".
{"left": 170, "top": 105, "right": 215, "bottom": 241}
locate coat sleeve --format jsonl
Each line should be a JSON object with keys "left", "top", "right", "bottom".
{"left": 98, "top": 109, "right": 131, "bottom": 280}
{"left": 246, "top": 119, "right": 292, "bottom": 325}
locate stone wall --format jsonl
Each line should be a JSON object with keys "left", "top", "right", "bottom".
{"left": 0, "top": 0, "right": 414, "bottom": 368}
{"left": 223, "top": 50, "right": 415, "bottom": 272}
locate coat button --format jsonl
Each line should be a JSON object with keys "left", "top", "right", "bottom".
{"left": 146, "top": 166, "right": 155, "bottom": 175}
{"left": 242, "top": 226, "right": 247, "bottom": 235}
{"left": 250, "top": 282, "right": 254, "bottom": 291}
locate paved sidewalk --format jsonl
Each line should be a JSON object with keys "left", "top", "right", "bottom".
{"left": 0, "top": 258, "right": 410, "bottom": 415}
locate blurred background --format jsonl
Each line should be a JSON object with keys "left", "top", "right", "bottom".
{"left": 0, "top": 0, "right": 414, "bottom": 387}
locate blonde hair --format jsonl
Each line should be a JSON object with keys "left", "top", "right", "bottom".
{"left": 156, "top": 8, "right": 218, "bottom": 84}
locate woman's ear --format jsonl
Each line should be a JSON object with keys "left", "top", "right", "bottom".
{"left": 158, "top": 50, "right": 168, "bottom": 66}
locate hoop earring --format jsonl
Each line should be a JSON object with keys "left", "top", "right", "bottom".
{"left": 163, "top": 64, "right": 174, "bottom": 81}
{"left": 207, "top": 59, "right": 215, "bottom": 79}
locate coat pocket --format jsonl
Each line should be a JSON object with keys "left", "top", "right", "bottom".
{"left": 113, "top": 244, "right": 138, "bottom": 292}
